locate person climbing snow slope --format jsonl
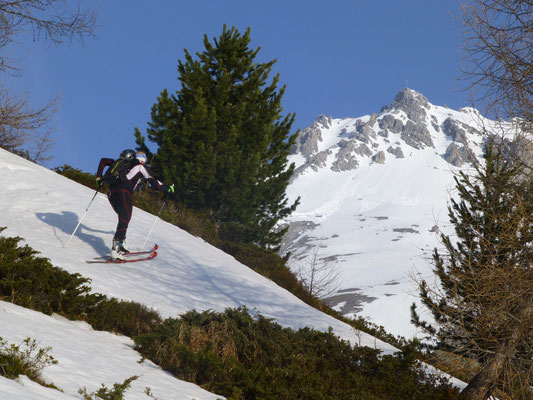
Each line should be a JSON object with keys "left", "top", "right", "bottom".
{"left": 96, "top": 149, "right": 174, "bottom": 260}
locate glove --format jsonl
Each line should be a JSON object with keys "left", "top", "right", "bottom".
{"left": 167, "top": 184, "right": 175, "bottom": 194}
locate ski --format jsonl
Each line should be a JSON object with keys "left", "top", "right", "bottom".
{"left": 91, "top": 244, "right": 158, "bottom": 260}
{"left": 86, "top": 251, "right": 158, "bottom": 264}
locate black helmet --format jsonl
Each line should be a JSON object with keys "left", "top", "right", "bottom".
{"left": 119, "top": 149, "right": 136, "bottom": 161}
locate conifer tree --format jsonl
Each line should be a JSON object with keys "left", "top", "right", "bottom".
{"left": 135, "top": 26, "right": 299, "bottom": 248}
{"left": 411, "top": 143, "right": 532, "bottom": 399}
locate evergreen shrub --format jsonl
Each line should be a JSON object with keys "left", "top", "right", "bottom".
{"left": 0, "top": 228, "right": 103, "bottom": 317}
{"left": 134, "top": 307, "right": 459, "bottom": 400}
{"left": 87, "top": 298, "right": 162, "bottom": 338}
{"left": 79, "top": 375, "right": 138, "bottom": 400}
{"left": 0, "top": 337, "right": 59, "bottom": 389}
{"left": 55, "top": 165, "right": 100, "bottom": 190}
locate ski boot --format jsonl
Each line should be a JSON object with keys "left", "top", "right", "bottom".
{"left": 111, "top": 238, "right": 129, "bottom": 260}
{"left": 118, "top": 238, "right": 129, "bottom": 253}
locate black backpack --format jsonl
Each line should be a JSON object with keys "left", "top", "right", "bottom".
{"left": 103, "top": 158, "right": 136, "bottom": 185}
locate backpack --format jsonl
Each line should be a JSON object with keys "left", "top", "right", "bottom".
{"left": 103, "top": 158, "right": 136, "bottom": 185}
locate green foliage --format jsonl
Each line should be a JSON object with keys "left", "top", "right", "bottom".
{"left": 55, "top": 164, "right": 100, "bottom": 190}
{"left": 144, "top": 387, "right": 162, "bottom": 400}
{"left": 137, "top": 25, "right": 299, "bottom": 248}
{"left": 79, "top": 375, "right": 138, "bottom": 400}
{"left": 0, "top": 228, "right": 103, "bottom": 317}
{"left": 134, "top": 307, "right": 458, "bottom": 400}
{"left": 0, "top": 337, "right": 59, "bottom": 389}
{"left": 412, "top": 145, "right": 533, "bottom": 357}
{"left": 87, "top": 298, "right": 162, "bottom": 338}
{"left": 411, "top": 144, "right": 533, "bottom": 398}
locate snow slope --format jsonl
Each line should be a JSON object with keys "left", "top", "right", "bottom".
{"left": 0, "top": 146, "right": 400, "bottom": 399}
{"left": 0, "top": 302, "right": 219, "bottom": 400}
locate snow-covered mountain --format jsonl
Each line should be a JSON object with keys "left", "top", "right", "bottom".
{"left": 281, "top": 88, "right": 514, "bottom": 339}
{"left": 1, "top": 147, "right": 411, "bottom": 399}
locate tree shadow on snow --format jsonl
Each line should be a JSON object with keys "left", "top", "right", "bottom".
{"left": 36, "top": 211, "right": 112, "bottom": 256}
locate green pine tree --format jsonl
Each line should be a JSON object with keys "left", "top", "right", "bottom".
{"left": 135, "top": 25, "right": 299, "bottom": 248}
{"left": 411, "top": 143, "right": 532, "bottom": 399}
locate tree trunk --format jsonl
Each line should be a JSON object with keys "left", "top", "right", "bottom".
{"left": 460, "top": 300, "right": 532, "bottom": 400}
{"left": 459, "top": 351, "right": 504, "bottom": 400}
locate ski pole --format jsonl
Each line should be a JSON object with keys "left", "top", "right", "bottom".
{"left": 141, "top": 193, "right": 169, "bottom": 250}
{"left": 64, "top": 188, "right": 100, "bottom": 248}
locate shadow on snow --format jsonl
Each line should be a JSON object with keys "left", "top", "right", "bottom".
{"left": 36, "top": 211, "right": 112, "bottom": 256}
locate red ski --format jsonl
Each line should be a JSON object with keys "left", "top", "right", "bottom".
{"left": 91, "top": 244, "right": 158, "bottom": 260}
{"left": 86, "top": 250, "right": 158, "bottom": 264}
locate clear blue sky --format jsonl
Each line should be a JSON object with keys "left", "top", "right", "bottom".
{"left": 10, "top": 0, "right": 467, "bottom": 173}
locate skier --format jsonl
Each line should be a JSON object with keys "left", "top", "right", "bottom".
{"left": 96, "top": 149, "right": 174, "bottom": 260}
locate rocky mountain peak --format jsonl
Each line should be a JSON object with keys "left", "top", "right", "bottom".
{"left": 289, "top": 89, "right": 494, "bottom": 180}
{"left": 314, "top": 114, "right": 332, "bottom": 129}
{"left": 391, "top": 88, "right": 430, "bottom": 110}
{"left": 390, "top": 88, "right": 430, "bottom": 124}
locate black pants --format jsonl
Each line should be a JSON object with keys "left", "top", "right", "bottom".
{"left": 107, "top": 188, "right": 133, "bottom": 242}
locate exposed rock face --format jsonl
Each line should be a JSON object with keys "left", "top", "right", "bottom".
{"left": 290, "top": 88, "right": 489, "bottom": 176}
{"left": 351, "top": 118, "right": 377, "bottom": 143}
{"left": 293, "top": 125, "right": 320, "bottom": 158}
{"left": 372, "top": 151, "right": 386, "bottom": 164}
{"left": 292, "top": 114, "right": 333, "bottom": 158}
{"left": 292, "top": 149, "right": 332, "bottom": 180}
{"left": 401, "top": 120, "right": 434, "bottom": 149}
{"left": 367, "top": 113, "right": 378, "bottom": 127}
{"left": 352, "top": 130, "right": 371, "bottom": 144}
{"left": 391, "top": 88, "right": 430, "bottom": 124}
{"left": 444, "top": 142, "right": 474, "bottom": 167}
{"left": 290, "top": 115, "right": 336, "bottom": 179}
{"left": 316, "top": 114, "right": 332, "bottom": 129}
{"left": 331, "top": 140, "right": 359, "bottom": 172}
{"left": 440, "top": 118, "right": 480, "bottom": 166}
{"left": 331, "top": 141, "right": 373, "bottom": 171}
{"left": 386, "top": 89, "right": 435, "bottom": 150}
{"left": 387, "top": 146, "right": 404, "bottom": 158}
{"left": 378, "top": 114, "right": 404, "bottom": 134}
{"left": 488, "top": 134, "right": 533, "bottom": 170}
{"left": 431, "top": 115, "right": 440, "bottom": 132}
{"left": 442, "top": 118, "right": 478, "bottom": 146}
